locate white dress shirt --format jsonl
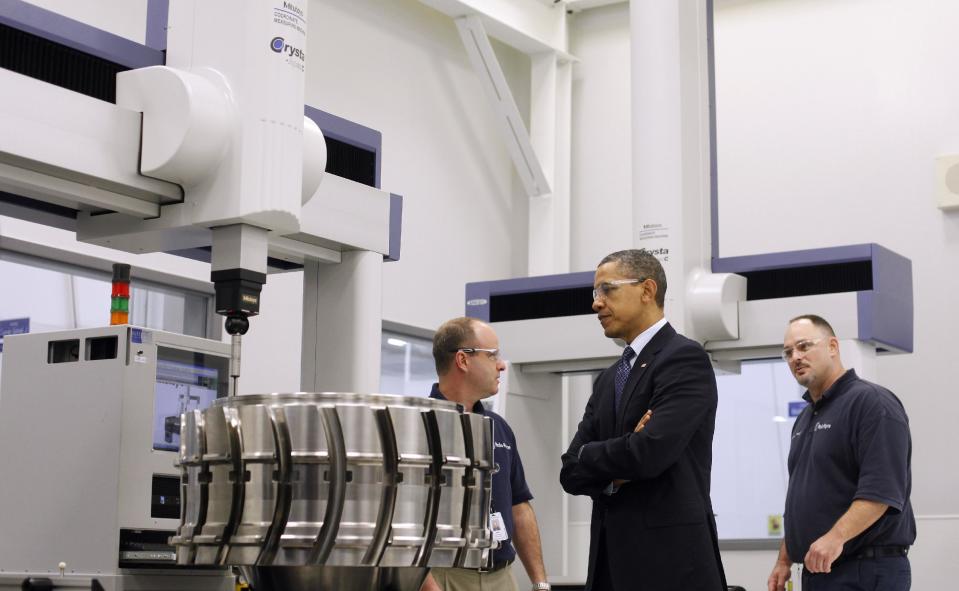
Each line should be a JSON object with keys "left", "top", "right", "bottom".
{"left": 625, "top": 317, "right": 668, "bottom": 368}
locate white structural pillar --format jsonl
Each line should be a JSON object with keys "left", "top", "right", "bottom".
{"left": 529, "top": 51, "right": 573, "bottom": 275}
{"left": 301, "top": 251, "right": 382, "bottom": 393}
{"left": 630, "top": 0, "right": 713, "bottom": 333}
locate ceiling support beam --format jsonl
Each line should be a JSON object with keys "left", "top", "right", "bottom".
{"left": 455, "top": 15, "right": 552, "bottom": 197}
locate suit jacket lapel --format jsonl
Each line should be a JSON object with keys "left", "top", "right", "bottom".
{"left": 615, "top": 323, "right": 676, "bottom": 433}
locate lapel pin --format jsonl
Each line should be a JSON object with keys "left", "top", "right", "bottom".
{"left": 640, "top": 363, "right": 647, "bottom": 368}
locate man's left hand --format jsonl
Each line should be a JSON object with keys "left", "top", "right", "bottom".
{"left": 803, "top": 531, "right": 843, "bottom": 573}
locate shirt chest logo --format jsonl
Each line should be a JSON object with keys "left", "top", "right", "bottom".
{"left": 814, "top": 421, "right": 832, "bottom": 431}
{"left": 494, "top": 441, "right": 512, "bottom": 450}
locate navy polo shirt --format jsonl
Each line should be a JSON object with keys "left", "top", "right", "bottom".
{"left": 784, "top": 370, "right": 916, "bottom": 562}
{"left": 429, "top": 384, "right": 533, "bottom": 564}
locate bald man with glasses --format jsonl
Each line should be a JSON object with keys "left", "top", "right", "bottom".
{"left": 421, "top": 317, "right": 550, "bottom": 591}
{"left": 768, "top": 314, "right": 915, "bottom": 591}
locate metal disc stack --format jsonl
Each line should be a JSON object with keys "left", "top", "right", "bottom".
{"left": 171, "top": 392, "right": 495, "bottom": 591}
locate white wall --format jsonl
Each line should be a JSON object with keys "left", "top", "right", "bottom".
{"left": 569, "top": 0, "right": 959, "bottom": 589}
{"left": 306, "top": 0, "right": 531, "bottom": 331}
{"left": 714, "top": 0, "right": 959, "bottom": 520}
{"left": 240, "top": 271, "right": 304, "bottom": 395}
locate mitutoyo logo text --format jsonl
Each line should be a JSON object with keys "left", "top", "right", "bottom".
{"left": 269, "top": 36, "right": 305, "bottom": 61}
{"left": 282, "top": 1, "right": 304, "bottom": 17}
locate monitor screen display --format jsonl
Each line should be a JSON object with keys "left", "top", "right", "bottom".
{"left": 152, "top": 347, "right": 229, "bottom": 452}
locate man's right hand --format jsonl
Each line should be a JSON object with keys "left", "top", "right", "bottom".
{"left": 766, "top": 560, "right": 791, "bottom": 591}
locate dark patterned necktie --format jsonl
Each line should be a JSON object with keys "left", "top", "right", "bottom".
{"left": 614, "top": 346, "right": 636, "bottom": 411}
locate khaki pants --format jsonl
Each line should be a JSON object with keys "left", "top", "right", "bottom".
{"left": 431, "top": 565, "right": 519, "bottom": 591}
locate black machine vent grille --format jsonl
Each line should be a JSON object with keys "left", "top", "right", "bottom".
{"left": 489, "top": 286, "right": 594, "bottom": 323}
{"left": 485, "top": 259, "right": 874, "bottom": 322}
{"left": 165, "top": 246, "right": 303, "bottom": 272}
{"left": 0, "top": 191, "right": 77, "bottom": 220}
{"left": 741, "top": 260, "right": 873, "bottom": 301}
{"left": 0, "top": 22, "right": 129, "bottom": 102}
{"left": 324, "top": 136, "right": 376, "bottom": 188}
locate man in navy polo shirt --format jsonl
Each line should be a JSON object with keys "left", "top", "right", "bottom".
{"left": 420, "top": 317, "right": 550, "bottom": 591}
{"left": 767, "top": 314, "right": 916, "bottom": 591}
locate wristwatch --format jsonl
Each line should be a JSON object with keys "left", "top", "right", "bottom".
{"left": 531, "top": 583, "right": 551, "bottom": 591}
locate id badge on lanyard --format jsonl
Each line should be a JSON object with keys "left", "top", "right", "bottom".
{"left": 489, "top": 512, "right": 509, "bottom": 542}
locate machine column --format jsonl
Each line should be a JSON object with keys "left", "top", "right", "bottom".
{"left": 301, "top": 251, "right": 383, "bottom": 393}
{"left": 630, "top": 0, "right": 714, "bottom": 333}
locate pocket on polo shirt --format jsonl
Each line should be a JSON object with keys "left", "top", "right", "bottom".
{"left": 644, "top": 502, "right": 706, "bottom": 528}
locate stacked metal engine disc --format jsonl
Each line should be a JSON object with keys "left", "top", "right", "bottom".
{"left": 171, "top": 393, "right": 495, "bottom": 591}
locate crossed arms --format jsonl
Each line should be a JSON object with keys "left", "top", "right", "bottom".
{"left": 560, "top": 344, "right": 716, "bottom": 496}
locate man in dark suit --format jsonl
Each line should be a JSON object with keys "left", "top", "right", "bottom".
{"left": 560, "top": 249, "right": 726, "bottom": 591}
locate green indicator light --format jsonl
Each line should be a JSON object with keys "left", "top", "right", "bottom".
{"left": 111, "top": 297, "right": 130, "bottom": 312}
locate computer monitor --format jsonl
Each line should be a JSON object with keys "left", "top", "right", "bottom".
{"left": 152, "top": 346, "right": 229, "bottom": 452}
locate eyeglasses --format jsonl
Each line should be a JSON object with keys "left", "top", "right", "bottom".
{"left": 781, "top": 338, "right": 825, "bottom": 361}
{"left": 592, "top": 278, "right": 645, "bottom": 301}
{"left": 451, "top": 347, "right": 501, "bottom": 361}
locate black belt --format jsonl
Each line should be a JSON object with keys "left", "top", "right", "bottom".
{"left": 808, "top": 546, "right": 910, "bottom": 574}
{"left": 460, "top": 559, "right": 512, "bottom": 573}
{"left": 486, "top": 559, "right": 513, "bottom": 573}
{"left": 853, "top": 545, "right": 909, "bottom": 560}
